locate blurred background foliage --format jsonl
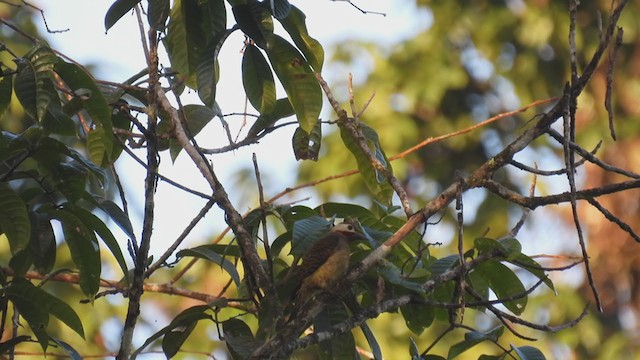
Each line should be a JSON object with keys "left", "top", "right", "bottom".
{"left": 298, "top": 0, "right": 640, "bottom": 358}
{"left": 2, "top": 0, "right": 640, "bottom": 358}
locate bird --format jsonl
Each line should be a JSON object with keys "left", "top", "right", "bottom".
{"left": 287, "top": 221, "right": 363, "bottom": 306}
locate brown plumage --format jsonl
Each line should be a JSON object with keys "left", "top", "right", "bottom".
{"left": 290, "top": 222, "right": 362, "bottom": 304}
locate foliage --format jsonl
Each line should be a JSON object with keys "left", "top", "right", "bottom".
{"left": 0, "top": 0, "right": 639, "bottom": 359}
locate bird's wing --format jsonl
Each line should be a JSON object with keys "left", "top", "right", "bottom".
{"left": 294, "top": 233, "right": 342, "bottom": 279}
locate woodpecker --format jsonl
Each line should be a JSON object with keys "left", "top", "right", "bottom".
{"left": 289, "top": 222, "right": 363, "bottom": 304}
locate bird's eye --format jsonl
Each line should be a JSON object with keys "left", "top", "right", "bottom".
{"left": 348, "top": 225, "right": 354, "bottom": 231}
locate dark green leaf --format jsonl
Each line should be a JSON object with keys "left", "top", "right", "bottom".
{"left": 242, "top": 44, "right": 276, "bottom": 113}
{"left": 9, "top": 249, "right": 32, "bottom": 276}
{"left": 508, "top": 253, "right": 555, "bottom": 291}
{"left": 223, "top": 318, "right": 261, "bottom": 360}
{"left": 315, "top": 302, "right": 357, "bottom": 360}
{"left": 266, "top": 35, "right": 322, "bottom": 133}
{"left": 475, "top": 260, "right": 527, "bottom": 315}
{"left": 292, "top": 122, "right": 321, "bottom": 161}
{"left": 14, "top": 44, "right": 58, "bottom": 122}
{"left": 148, "top": 0, "right": 170, "bottom": 30}
{"left": 511, "top": 345, "right": 546, "bottom": 360}
{"left": 290, "top": 216, "right": 332, "bottom": 256}
{"left": 51, "top": 337, "right": 83, "bottom": 360}
{"left": 8, "top": 278, "right": 85, "bottom": 338}
{"left": 132, "top": 305, "right": 212, "bottom": 357}
{"left": 177, "top": 245, "right": 241, "bottom": 286}
{"left": 29, "top": 212, "right": 56, "bottom": 274}
{"left": 0, "top": 183, "right": 30, "bottom": 254}
{"left": 0, "top": 70, "right": 13, "bottom": 116}
{"left": 55, "top": 61, "right": 113, "bottom": 166}
{"left": 51, "top": 207, "right": 101, "bottom": 298}
{"left": 232, "top": 2, "right": 273, "bottom": 49}
{"left": 378, "top": 259, "right": 424, "bottom": 293}
{"left": 247, "top": 97, "right": 294, "bottom": 136}
{"left": 105, "top": 0, "right": 141, "bottom": 31}
{"left": 42, "top": 79, "right": 76, "bottom": 136}
{"left": 7, "top": 279, "right": 50, "bottom": 350}
{"left": 268, "top": 0, "right": 291, "bottom": 19}
{"left": 279, "top": 5, "right": 324, "bottom": 71}
{"left": 447, "top": 326, "right": 504, "bottom": 359}
{"left": 430, "top": 255, "right": 459, "bottom": 277}
{"left": 401, "top": 303, "right": 434, "bottom": 335}
{"left": 71, "top": 206, "right": 129, "bottom": 281}
{"left": 98, "top": 200, "right": 136, "bottom": 240}
{"left": 360, "top": 322, "right": 383, "bottom": 360}
{"left": 409, "top": 337, "right": 420, "bottom": 359}
{"left": 339, "top": 122, "right": 394, "bottom": 205}
{"left": 169, "top": 104, "right": 215, "bottom": 161}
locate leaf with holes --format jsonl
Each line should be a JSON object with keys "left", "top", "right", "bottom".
{"left": 292, "top": 122, "right": 321, "bottom": 160}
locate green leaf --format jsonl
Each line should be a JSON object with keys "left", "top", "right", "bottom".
{"left": 105, "top": 0, "right": 141, "bottom": 31}
{"left": 51, "top": 337, "right": 83, "bottom": 360}
{"left": 279, "top": 5, "right": 324, "bottom": 71}
{"left": 292, "top": 122, "right": 321, "bottom": 161}
{"left": 0, "top": 183, "right": 30, "bottom": 254}
{"left": 360, "top": 322, "right": 383, "bottom": 360}
{"left": 247, "top": 97, "right": 294, "bottom": 137}
{"left": 98, "top": 200, "right": 136, "bottom": 240}
{"left": 162, "top": 306, "right": 212, "bottom": 358}
{"left": 268, "top": 0, "right": 291, "bottom": 19}
{"left": 54, "top": 61, "right": 113, "bottom": 166}
{"left": 132, "top": 305, "right": 212, "bottom": 357}
{"left": 42, "top": 79, "right": 76, "bottom": 136}
{"left": 378, "top": 259, "right": 424, "bottom": 293}
{"left": 447, "top": 326, "right": 504, "bottom": 359}
{"left": 430, "top": 255, "right": 459, "bottom": 276}
{"left": 51, "top": 207, "right": 101, "bottom": 298}
{"left": 169, "top": 104, "right": 215, "bottom": 161}
{"left": 177, "top": 245, "right": 241, "bottom": 286}
{"left": 0, "top": 69, "right": 13, "bottom": 116}
{"left": 29, "top": 212, "right": 56, "bottom": 274}
{"left": 148, "top": 0, "right": 170, "bottom": 30}
{"left": 339, "top": 122, "right": 394, "bottom": 205}
{"left": 401, "top": 302, "right": 434, "bottom": 335}
{"left": 315, "top": 302, "right": 357, "bottom": 360}
{"left": 232, "top": 2, "right": 274, "bottom": 49}
{"left": 8, "top": 278, "right": 85, "bottom": 339}
{"left": 508, "top": 253, "right": 555, "bottom": 291}
{"left": 474, "top": 260, "right": 527, "bottom": 315}
{"left": 242, "top": 44, "right": 276, "bottom": 114}
{"left": 290, "top": 216, "right": 332, "bottom": 256}
{"left": 511, "top": 345, "right": 546, "bottom": 360}
{"left": 7, "top": 279, "right": 50, "bottom": 350}
{"left": 223, "top": 318, "right": 261, "bottom": 360}
{"left": 70, "top": 206, "right": 129, "bottom": 281}
{"left": 266, "top": 35, "right": 322, "bottom": 133}
{"left": 166, "top": 0, "right": 227, "bottom": 89}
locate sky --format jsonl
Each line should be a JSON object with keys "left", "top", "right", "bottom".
{"left": 34, "top": 0, "right": 431, "bottom": 261}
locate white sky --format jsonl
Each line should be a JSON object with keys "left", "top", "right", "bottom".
{"left": 34, "top": 0, "right": 431, "bottom": 261}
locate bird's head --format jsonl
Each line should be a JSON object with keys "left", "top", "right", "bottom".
{"left": 330, "top": 221, "right": 364, "bottom": 241}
